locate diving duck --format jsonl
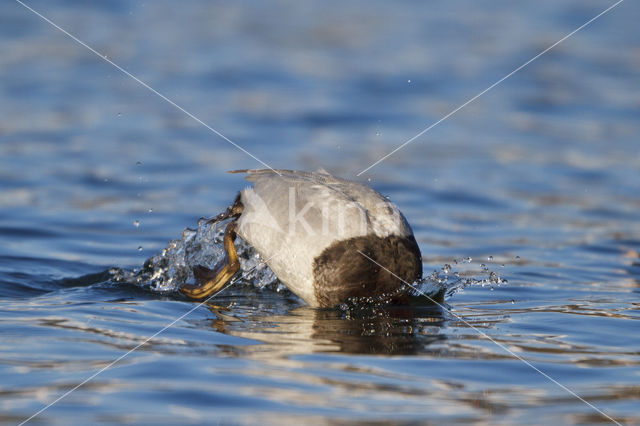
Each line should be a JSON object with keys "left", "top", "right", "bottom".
{"left": 180, "top": 169, "right": 422, "bottom": 307}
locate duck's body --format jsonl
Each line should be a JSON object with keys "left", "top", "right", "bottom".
{"left": 181, "top": 169, "right": 422, "bottom": 308}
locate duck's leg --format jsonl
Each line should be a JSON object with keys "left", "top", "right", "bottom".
{"left": 180, "top": 221, "right": 240, "bottom": 300}
{"left": 204, "top": 193, "right": 244, "bottom": 225}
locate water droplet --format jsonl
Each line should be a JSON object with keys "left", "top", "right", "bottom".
{"left": 367, "top": 178, "right": 371, "bottom": 182}
{"left": 138, "top": 246, "right": 143, "bottom": 251}
{"left": 133, "top": 220, "right": 140, "bottom": 227}
{"left": 104, "top": 178, "right": 109, "bottom": 182}
{"left": 148, "top": 208, "right": 153, "bottom": 213}
{"left": 463, "top": 257, "right": 472, "bottom": 263}
{"left": 515, "top": 255, "right": 520, "bottom": 259}
{"left": 511, "top": 299, "right": 515, "bottom": 304}
{"left": 375, "top": 131, "right": 381, "bottom": 136}
{"left": 136, "top": 161, "right": 142, "bottom": 166}
{"left": 407, "top": 79, "right": 411, "bottom": 83}
{"left": 488, "top": 256, "right": 493, "bottom": 261}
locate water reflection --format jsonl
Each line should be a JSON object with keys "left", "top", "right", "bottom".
{"left": 208, "top": 302, "right": 447, "bottom": 357}
{"left": 621, "top": 247, "right": 640, "bottom": 293}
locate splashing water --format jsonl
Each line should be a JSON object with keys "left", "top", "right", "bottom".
{"left": 114, "top": 218, "right": 506, "bottom": 304}
{"left": 417, "top": 261, "right": 508, "bottom": 300}
{"left": 114, "top": 217, "right": 280, "bottom": 294}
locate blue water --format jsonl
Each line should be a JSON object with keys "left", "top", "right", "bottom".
{"left": 2, "top": 0, "right": 639, "bottom": 424}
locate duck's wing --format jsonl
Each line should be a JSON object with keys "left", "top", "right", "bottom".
{"left": 230, "top": 169, "right": 382, "bottom": 201}
{"left": 236, "top": 169, "right": 366, "bottom": 226}
{"left": 233, "top": 169, "right": 412, "bottom": 239}
{"left": 229, "top": 168, "right": 338, "bottom": 185}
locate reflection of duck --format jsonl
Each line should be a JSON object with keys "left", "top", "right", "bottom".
{"left": 181, "top": 169, "right": 422, "bottom": 307}
{"left": 208, "top": 302, "right": 446, "bottom": 356}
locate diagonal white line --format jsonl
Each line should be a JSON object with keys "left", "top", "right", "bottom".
{"left": 19, "top": 251, "right": 281, "bottom": 426}
{"left": 357, "top": 250, "right": 622, "bottom": 426}
{"left": 357, "top": 0, "right": 626, "bottom": 176}
{"left": 14, "top": 0, "right": 281, "bottom": 176}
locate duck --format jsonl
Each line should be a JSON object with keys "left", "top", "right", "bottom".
{"left": 180, "top": 169, "right": 422, "bottom": 307}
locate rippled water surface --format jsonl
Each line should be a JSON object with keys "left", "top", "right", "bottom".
{"left": 1, "top": 1, "right": 639, "bottom": 424}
